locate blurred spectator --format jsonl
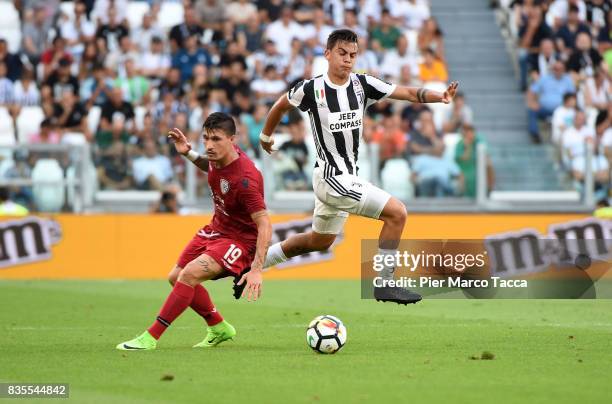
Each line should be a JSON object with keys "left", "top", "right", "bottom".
{"left": 395, "top": 0, "right": 431, "bottom": 31}
{"left": 342, "top": 8, "right": 367, "bottom": 39}
{"left": 172, "top": 34, "right": 212, "bottom": 82}
{"left": 159, "top": 67, "right": 186, "bottom": 99}
{"left": 0, "top": 187, "right": 29, "bottom": 216}
{"left": 293, "top": 0, "right": 319, "bottom": 24}
{"left": 79, "top": 41, "right": 105, "bottom": 81}
{"left": 241, "top": 103, "right": 268, "bottom": 156}
{"left": 551, "top": 92, "right": 577, "bottom": 144}
{"left": 59, "top": 0, "right": 96, "bottom": 58}
{"left": 100, "top": 87, "right": 135, "bottom": 132}
{"left": 554, "top": 4, "right": 590, "bottom": 58}
{"left": 419, "top": 48, "right": 448, "bottom": 83}
{"left": 153, "top": 92, "right": 188, "bottom": 137}
{"left": 42, "top": 57, "right": 79, "bottom": 104}
{"left": 0, "top": 39, "right": 23, "bottom": 82}
{"left": 380, "top": 35, "right": 419, "bottom": 82}
{"left": 0, "top": 62, "right": 13, "bottom": 106}
{"left": 277, "top": 115, "right": 310, "bottom": 190}
{"left": 52, "top": 90, "right": 89, "bottom": 138}
{"left": 216, "top": 61, "right": 250, "bottom": 105}
{"left": 197, "top": 0, "right": 227, "bottom": 32}
{"left": 95, "top": 114, "right": 130, "bottom": 150}
{"left": 571, "top": 150, "right": 609, "bottom": 201}
{"left": 132, "top": 139, "right": 174, "bottom": 191}
{"left": 97, "top": 140, "right": 132, "bottom": 190}
{"left": 251, "top": 65, "right": 286, "bottom": 104}
{"left": 3, "top": 154, "right": 33, "bottom": 209}
{"left": 546, "top": 0, "right": 587, "bottom": 31}
{"left": 169, "top": 4, "right": 204, "bottom": 53}
{"left": 40, "top": 37, "right": 73, "bottom": 80}
{"left": 236, "top": 13, "right": 265, "bottom": 53}
{"left": 596, "top": 109, "right": 612, "bottom": 163}
{"left": 22, "top": 5, "right": 52, "bottom": 65}
{"left": 371, "top": 112, "right": 408, "bottom": 164}
{"left": 92, "top": 0, "right": 128, "bottom": 25}
{"left": 581, "top": 67, "right": 610, "bottom": 113}
{"left": 566, "top": 32, "right": 603, "bottom": 80}
{"left": 253, "top": 40, "right": 288, "bottom": 78}
{"left": 140, "top": 37, "right": 171, "bottom": 82}
{"left": 354, "top": 36, "right": 379, "bottom": 75}
{"left": 370, "top": 9, "right": 402, "bottom": 51}
{"left": 265, "top": 7, "right": 304, "bottom": 57}
{"left": 418, "top": 17, "right": 445, "bottom": 61}
{"left": 114, "top": 58, "right": 150, "bottom": 106}
{"left": 227, "top": 0, "right": 258, "bottom": 26}
{"left": 442, "top": 91, "right": 474, "bottom": 134}
{"left": 81, "top": 64, "right": 113, "bottom": 109}
{"left": 408, "top": 110, "right": 444, "bottom": 157}
{"left": 302, "top": 9, "right": 334, "bottom": 54}
{"left": 561, "top": 109, "right": 595, "bottom": 165}
{"left": 95, "top": 6, "right": 129, "bottom": 53}
{"left": 132, "top": 13, "right": 163, "bottom": 54}
{"left": 285, "top": 39, "right": 309, "bottom": 83}
{"left": 527, "top": 38, "right": 559, "bottom": 82}
{"left": 455, "top": 124, "right": 494, "bottom": 198}
{"left": 518, "top": 5, "right": 553, "bottom": 91}
{"left": 186, "top": 64, "right": 212, "bottom": 108}
{"left": 105, "top": 35, "right": 139, "bottom": 78}
{"left": 12, "top": 68, "right": 40, "bottom": 112}
{"left": 527, "top": 61, "right": 575, "bottom": 142}
{"left": 412, "top": 154, "right": 461, "bottom": 197}
{"left": 150, "top": 188, "right": 179, "bottom": 214}
{"left": 29, "top": 118, "right": 61, "bottom": 144}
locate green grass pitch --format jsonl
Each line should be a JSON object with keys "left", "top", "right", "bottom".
{"left": 1, "top": 280, "right": 611, "bottom": 403}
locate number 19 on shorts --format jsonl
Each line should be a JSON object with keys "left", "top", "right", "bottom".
{"left": 223, "top": 244, "right": 242, "bottom": 265}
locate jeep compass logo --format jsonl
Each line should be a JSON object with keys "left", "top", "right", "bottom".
{"left": 0, "top": 217, "right": 62, "bottom": 268}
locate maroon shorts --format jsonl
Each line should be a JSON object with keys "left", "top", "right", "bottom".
{"left": 177, "top": 234, "right": 253, "bottom": 278}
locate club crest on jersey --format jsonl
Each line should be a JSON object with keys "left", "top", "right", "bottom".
{"left": 315, "top": 88, "right": 326, "bottom": 108}
{"left": 220, "top": 178, "right": 230, "bottom": 194}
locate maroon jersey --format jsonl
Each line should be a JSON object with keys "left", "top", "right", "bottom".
{"left": 204, "top": 148, "right": 266, "bottom": 250}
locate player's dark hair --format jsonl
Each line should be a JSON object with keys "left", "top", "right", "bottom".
{"left": 326, "top": 29, "right": 358, "bottom": 50}
{"left": 203, "top": 112, "right": 236, "bottom": 137}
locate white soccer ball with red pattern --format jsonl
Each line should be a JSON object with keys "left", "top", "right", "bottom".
{"left": 306, "top": 315, "right": 347, "bottom": 354}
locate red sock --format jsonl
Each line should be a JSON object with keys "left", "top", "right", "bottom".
{"left": 148, "top": 281, "right": 195, "bottom": 339}
{"left": 191, "top": 284, "right": 223, "bottom": 326}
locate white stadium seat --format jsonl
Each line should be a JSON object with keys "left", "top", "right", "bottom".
{"left": 134, "top": 106, "right": 147, "bottom": 131}
{"left": 158, "top": 2, "right": 184, "bottom": 30}
{"left": 443, "top": 133, "right": 461, "bottom": 162}
{"left": 16, "top": 106, "right": 45, "bottom": 143}
{"left": 32, "top": 158, "right": 66, "bottom": 212}
{"left": 127, "top": 1, "right": 151, "bottom": 30}
{"left": 61, "top": 132, "right": 87, "bottom": 146}
{"left": 0, "top": 107, "right": 16, "bottom": 149}
{"left": 381, "top": 158, "right": 414, "bottom": 200}
{"left": 59, "top": 1, "right": 75, "bottom": 21}
{"left": 0, "top": 28, "right": 22, "bottom": 53}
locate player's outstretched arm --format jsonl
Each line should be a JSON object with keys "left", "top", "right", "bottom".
{"left": 389, "top": 81, "right": 459, "bottom": 104}
{"left": 259, "top": 93, "right": 294, "bottom": 154}
{"left": 167, "top": 127, "right": 209, "bottom": 172}
{"left": 237, "top": 210, "right": 272, "bottom": 301}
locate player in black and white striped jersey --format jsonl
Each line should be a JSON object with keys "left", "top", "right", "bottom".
{"left": 259, "top": 29, "right": 458, "bottom": 305}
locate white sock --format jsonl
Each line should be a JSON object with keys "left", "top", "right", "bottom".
{"left": 378, "top": 248, "right": 397, "bottom": 281}
{"left": 264, "top": 242, "right": 288, "bottom": 268}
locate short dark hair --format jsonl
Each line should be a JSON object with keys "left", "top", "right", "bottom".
{"left": 563, "top": 92, "right": 576, "bottom": 102}
{"left": 203, "top": 112, "right": 236, "bottom": 136}
{"left": 326, "top": 29, "right": 358, "bottom": 50}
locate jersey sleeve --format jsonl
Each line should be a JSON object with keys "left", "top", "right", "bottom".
{"left": 238, "top": 175, "right": 267, "bottom": 215}
{"left": 360, "top": 74, "right": 397, "bottom": 103}
{"left": 286, "top": 79, "right": 311, "bottom": 111}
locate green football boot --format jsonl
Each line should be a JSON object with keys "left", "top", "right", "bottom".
{"left": 193, "top": 320, "right": 236, "bottom": 348}
{"left": 116, "top": 330, "right": 157, "bottom": 351}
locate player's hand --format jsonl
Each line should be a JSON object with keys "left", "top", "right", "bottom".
{"left": 260, "top": 138, "right": 275, "bottom": 155}
{"left": 167, "top": 127, "right": 192, "bottom": 155}
{"left": 441, "top": 81, "right": 459, "bottom": 104}
{"left": 237, "top": 269, "right": 263, "bottom": 301}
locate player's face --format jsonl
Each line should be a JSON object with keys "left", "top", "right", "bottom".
{"left": 325, "top": 41, "right": 358, "bottom": 79}
{"left": 203, "top": 129, "right": 234, "bottom": 162}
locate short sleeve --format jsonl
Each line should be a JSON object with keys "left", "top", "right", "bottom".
{"left": 287, "top": 79, "right": 311, "bottom": 111}
{"left": 239, "top": 176, "right": 266, "bottom": 215}
{"left": 360, "top": 74, "right": 397, "bottom": 103}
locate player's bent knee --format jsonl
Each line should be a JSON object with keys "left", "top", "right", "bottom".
{"left": 382, "top": 198, "right": 407, "bottom": 227}
{"left": 177, "top": 266, "right": 201, "bottom": 286}
{"left": 167, "top": 266, "right": 182, "bottom": 286}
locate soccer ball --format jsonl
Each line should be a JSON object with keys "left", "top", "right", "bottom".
{"left": 306, "top": 315, "right": 347, "bottom": 354}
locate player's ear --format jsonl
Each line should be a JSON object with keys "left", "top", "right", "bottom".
{"left": 324, "top": 47, "right": 331, "bottom": 61}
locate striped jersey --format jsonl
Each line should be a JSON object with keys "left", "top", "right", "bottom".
{"left": 287, "top": 72, "right": 396, "bottom": 178}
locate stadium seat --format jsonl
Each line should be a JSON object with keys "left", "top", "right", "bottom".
{"left": 126, "top": 1, "right": 150, "bottom": 30}
{"left": 0, "top": 2, "right": 20, "bottom": 30}
{"left": 0, "top": 107, "right": 16, "bottom": 148}
{"left": 424, "top": 81, "right": 452, "bottom": 132}
{"left": 61, "top": 132, "right": 87, "bottom": 146}
{"left": 0, "top": 28, "right": 22, "bottom": 53}
{"left": 87, "top": 106, "right": 102, "bottom": 135}
{"left": 32, "top": 159, "right": 66, "bottom": 212}
{"left": 158, "top": 2, "right": 184, "bottom": 30}
{"left": 134, "top": 106, "right": 147, "bottom": 131}
{"left": 381, "top": 158, "right": 414, "bottom": 200}
{"left": 443, "top": 133, "right": 461, "bottom": 162}
{"left": 16, "top": 106, "right": 45, "bottom": 144}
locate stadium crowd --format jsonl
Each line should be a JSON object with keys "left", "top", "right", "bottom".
{"left": 0, "top": 0, "right": 489, "bottom": 212}
{"left": 505, "top": 0, "right": 611, "bottom": 199}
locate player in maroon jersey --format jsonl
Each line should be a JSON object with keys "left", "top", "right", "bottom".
{"left": 117, "top": 112, "right": 271, "bottom": 351}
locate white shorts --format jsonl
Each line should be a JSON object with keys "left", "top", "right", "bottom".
{"left": 312, "top": 166, "right": 392, "bottom": 235}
